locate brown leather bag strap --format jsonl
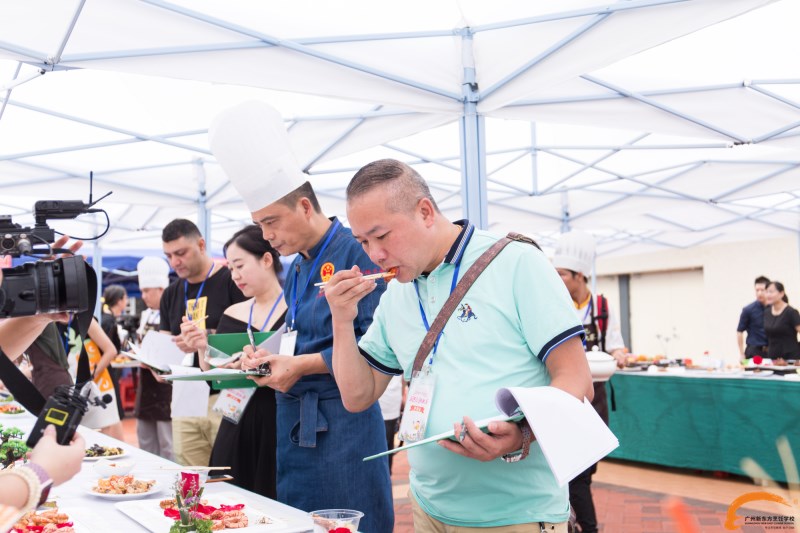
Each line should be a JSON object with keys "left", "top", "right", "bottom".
{"left": 411, "top": 232, "right": 540, "bottom": 375}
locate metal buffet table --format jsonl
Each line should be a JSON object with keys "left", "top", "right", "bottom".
{"left": 3, "top": 412, "right": 314, "bottom": 533}
{"left": 606, "top": 370, "right": 800, "bottom": 483}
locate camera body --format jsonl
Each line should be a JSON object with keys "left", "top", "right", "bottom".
{"left": 0, "top": 200, "right": 99, "bottom": 318}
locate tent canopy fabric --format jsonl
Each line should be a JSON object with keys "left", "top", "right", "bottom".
{"left": 0, "top": 0, "right": 797, "bottom": 258}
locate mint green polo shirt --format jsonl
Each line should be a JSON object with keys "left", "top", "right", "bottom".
{"left": 359, "top": 224, "right": 584, "bottom": 527}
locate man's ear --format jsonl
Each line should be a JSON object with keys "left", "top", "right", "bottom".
{"left": 197, "top": 237, "right": 207, "bottom": 254}
{"left": 417, "top": 197, "right": 436, "bottom": 227}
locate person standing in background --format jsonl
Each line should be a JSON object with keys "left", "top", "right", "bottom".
{"left": 101, "top": 284, "right": 128, "bottom": 420}
{"left": 763, "top": 281, "right": 800, "bottom": 359}
{"left": 160, "top": 219, "right": 247, "bottom": 466}
{"left": 737, "top": 275, "right": 770, "bottom": 359}
{"left": 552, "top": 230, "right": 626, "bottom": 533}
{"left": 134, "top": 256, "right": 174, "bottom": 460}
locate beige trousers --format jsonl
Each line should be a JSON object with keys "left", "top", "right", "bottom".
{"left": 172, "top": 395, "right": 222, "bottom": 466}
{"left": 410, "top": 492, "right": 568, "bottom": 533}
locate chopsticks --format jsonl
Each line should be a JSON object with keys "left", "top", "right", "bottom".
{"left": 314, "top": 271, "right": 394, "bottom": 288}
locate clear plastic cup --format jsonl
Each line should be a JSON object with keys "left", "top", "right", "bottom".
{"left": 309, "top": 509, "right": 364, "bottom": 532}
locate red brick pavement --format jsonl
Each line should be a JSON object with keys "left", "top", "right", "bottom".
{"left": 390, "top": 452, "right": 782, "bottom": 533}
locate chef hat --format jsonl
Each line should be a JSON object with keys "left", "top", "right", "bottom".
{"left": 137, "top": 256, "right": 170, "bottom": 289}
{"left": 552, "top": 231, "right": 596, "bottom": 277}
{"left": 209, "top": 100, "right": 306, "bottom": 212}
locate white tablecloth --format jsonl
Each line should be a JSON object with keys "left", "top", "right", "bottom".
{"left": 6, "top": 413, "right": 314, "bottom": 533}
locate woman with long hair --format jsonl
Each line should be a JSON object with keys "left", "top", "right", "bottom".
{"left": 763, "top": 281, "right": 800, "bottom": 359}
{"left": 180, "top": 225, "right": 286, "bottom": 497}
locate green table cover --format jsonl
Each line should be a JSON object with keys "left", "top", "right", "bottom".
{"left": 607, "top": 373, "right": 800, "bottom": 483}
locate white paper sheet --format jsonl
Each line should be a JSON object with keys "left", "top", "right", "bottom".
{"left": 495, "top": 386, "right": 619, "bottom": 487}
{"left": 124, "top": 331, "right": 187, "bottom": 371}
{"left": 168, "top": 365, "right": 210, "bottom": 417}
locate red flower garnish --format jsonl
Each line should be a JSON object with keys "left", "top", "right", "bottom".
{"left": 330, "top": 529, "right": 352, "bottom": 533}
{"left": 753, "top": 356, "right": 763, "bottom": 365}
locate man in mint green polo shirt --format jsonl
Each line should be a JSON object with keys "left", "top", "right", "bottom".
{"left": 325, "top": 159, "right": 593, "bottom": 532}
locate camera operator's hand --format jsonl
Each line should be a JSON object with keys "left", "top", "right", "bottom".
{"left": 50, "top": 235, "right": 84, "bottom": 257}
{"left": 29, "top": 424, "right": 85, "bottom": 486}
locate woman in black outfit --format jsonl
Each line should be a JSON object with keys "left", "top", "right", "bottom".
{"left": 763, "top": 281, "right": 800, "bottom": 359}
{"left": 181, "top": 225, "right": 286, "bottom": 498}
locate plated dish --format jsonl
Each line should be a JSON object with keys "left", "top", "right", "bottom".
{"left": 84, "top": 444, "right": 126, "bottom": 460}
{"left": 0, "top": 403, "right": 27, "bottom": 416}
{"left": 87, "top": 476, "right": 159, "bottom": 500}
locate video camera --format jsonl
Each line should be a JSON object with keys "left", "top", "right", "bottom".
{"left": 0, "top": 199, "right": 105, "bottom": 319}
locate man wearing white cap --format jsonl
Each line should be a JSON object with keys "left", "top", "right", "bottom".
{"left": 552, "top": 231, "right": 626, "bottom": 533}
{"left": 134, "top": 256, "right": 174, "bottom": 460}
{"left": 209, "top": 101, "right": 393, "bottom": 532}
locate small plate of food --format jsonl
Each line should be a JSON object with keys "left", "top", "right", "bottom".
{"left": 86, "top": 475, "right": 160, "bottom": 500}
{"left": 84, "top": 444, "right": 127, "bottom": 461}
{"left": 0, "top": 402, "right": 28, "bottom": 416}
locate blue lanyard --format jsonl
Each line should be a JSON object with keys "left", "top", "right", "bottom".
{"left": 184, "top": 262, "right": 215, "bottom": 320}
{"left": 248, "top": 290, "right": 284, "bottom": 333}
{"left": 290, "top": 219, "right": 340, "bottom": 331}
{"left": 413, "top": 262, "right": 461, "bottom": 362}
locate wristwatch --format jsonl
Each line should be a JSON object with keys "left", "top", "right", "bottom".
{"left": 24, "top": 462, "right": 54, "bottom": 507}
{"left": 501, "top": 419, "right": 532, "bottom": 463}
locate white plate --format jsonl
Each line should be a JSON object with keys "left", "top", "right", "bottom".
{"left": 783, "top": 373, "right": 800, "bottom": 381}
{"left": 84, "top": 446, "right": 127, "bottom": 461}
{"left": 115, "top": 492, "right": 302, "bottom": 532}
{"left": 743, "top": 370, "right": 774, "bottom": 377}
{"left": 0, "top": 403, "right": 29, "bottom": 416}
{"left": 86, "top": 479, "right": 161, "bottom": 500}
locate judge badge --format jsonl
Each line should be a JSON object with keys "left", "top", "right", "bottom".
{"left": 320, "top": 262, "right": 335, "bottom": 284}
{"left": 398, "top": 367, "right": 437, "bottom": 443}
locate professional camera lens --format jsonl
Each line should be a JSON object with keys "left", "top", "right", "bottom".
{"left": 0, "top": 256, "right": 95, "bottom": 318}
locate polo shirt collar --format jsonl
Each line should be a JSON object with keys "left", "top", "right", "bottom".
{"left": 442, "top": 219, "right": 475, "bottom": 266}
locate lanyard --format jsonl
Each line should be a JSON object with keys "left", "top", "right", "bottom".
{"left": 413, "top": 262, "right": 461, "bottom": 362}
{"left": 184, "top": 262, "right": 215, "bottom": 320}
{"left": 290, "top": 219, "right": 340, "bottom": 331}
{"left": 248, "top": 290, "right": 284, "bottom": 333}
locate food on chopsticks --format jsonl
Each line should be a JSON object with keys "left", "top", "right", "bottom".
{"left": 92, "top": 474, "right": 155, "bottom": 495}
{"left": 11, "top": 506, "right": 74, "bottom": 532}
{"left": 84, "top": 444, "right": 124, "bottom": 458}
{"left": 0, "top": 404, "right": 25, "bottom": 415}
{"left": 314, "top": 267, "right": 399, "bottom": 288}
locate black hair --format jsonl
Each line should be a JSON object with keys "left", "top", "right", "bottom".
{"left": 754, "top": 275, "right": 770, "bottom": 286}
{"left": 277, "top": 181, "right": 321, "bottom": 214}
{"left": 767, "top": 281, "right": 789, "bottom": 303}
{"left": 103, "top": 284, "right": 127, "bottom": 309}
{"left": 162, "top": 219, "right": 202, "bottom": 243}
{"left": 223, "top": 225, "right": 282, "bottom": 275}
{"left": 347, "top": 159, "right": 439, "bottom": 214}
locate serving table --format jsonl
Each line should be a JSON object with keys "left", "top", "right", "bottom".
{"left": 606, "top": 371, "right": 800, "bottom": 483}
{"left": 4, "top": 413, "right": 314, "bottom": 532}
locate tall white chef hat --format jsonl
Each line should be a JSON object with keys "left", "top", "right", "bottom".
{"left": 209, "top": 101, "right": 306, "bottom": 212}
{"left": 137, "top": 256, "right": 170, "bottom": 289}
{"left": 552, "top": 231, "right": 596, "bottom": 278}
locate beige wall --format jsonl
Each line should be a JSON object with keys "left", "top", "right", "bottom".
{"left": 594, "top": 236, "right": 800, "bottom": 365}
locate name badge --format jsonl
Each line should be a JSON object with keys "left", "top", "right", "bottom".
{"left": 213, "top": 388, "right": 256, "bottom": 424}
{"left": 398, "top": 368, "right": 436, "bottom": 443}
{"left": 279, "top": 330, "right": 297, "bottom": 356}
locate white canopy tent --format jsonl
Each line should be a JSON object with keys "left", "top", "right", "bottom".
{"left": 0, "top": 0, "right": 797, "bottom": 259}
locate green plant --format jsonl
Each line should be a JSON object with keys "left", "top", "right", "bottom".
{"left": 0, "top": 423, "right": 28, "bottom": 468}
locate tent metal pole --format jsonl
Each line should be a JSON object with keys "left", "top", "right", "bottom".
{"left": 196, "top": 160, "right": 210, "bottom": 244}
{"left": 530, "top": 123, "right": 538, "bottom": 195}
{"left": 458, "top": 32, "right": 488, "bottom": 230}
{"left": 560, "top": 191, "right": 570, "bottom": 233}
